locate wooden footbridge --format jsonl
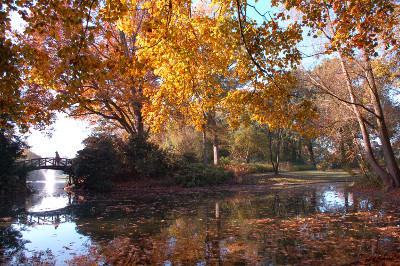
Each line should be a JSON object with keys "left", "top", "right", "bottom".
{"left": 19, "top": 157, "right": 74, "bottom": 171}
{"left": 19, "top": 157, "right": 76, "bottom": 185}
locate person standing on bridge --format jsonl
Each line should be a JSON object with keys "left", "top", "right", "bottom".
{"left": 55, "top": 151, "right": 61, "bottom": 165}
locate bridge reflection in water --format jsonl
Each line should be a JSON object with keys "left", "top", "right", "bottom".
{"left": 25, "top": 211, "right": 74, "bottom": 228}
{"left": 18, "top": 193, "right": 76, "bottom": 227}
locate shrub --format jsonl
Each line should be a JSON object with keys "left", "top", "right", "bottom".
{"left": 225, "top": 163, "right": 273, "bottom": 175}
{"left": 174, "top": 163, "right": 234, "bottom": 187}
{"left": 176, "top": 152, "right": 199, "bottom": 165}
{"left": 0, "top": 131, "right": 29, "bottom": 194}
{"left": 246, "top": 163, "right": 274, "bottom": 173}
{"left": 73, "top": 133, "right": 172, "bottom": 189}
{"left": 219, "top": 156, "right": 231, "bottom": 166}
{"left": 74, "top": 133, "right": 122, "bottom": 190}
{"left": 352, "top": 171, "right": 383, "bottom": 190}
{"left": 123, "top": 134, "right": 170, "bottom": 179}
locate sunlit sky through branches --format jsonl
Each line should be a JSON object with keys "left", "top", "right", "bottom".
{"left": 27, "top": 113, "right": 93, "bottom": 158}
{"left": 7, "top": 11, "right": 90, "bottom": 158}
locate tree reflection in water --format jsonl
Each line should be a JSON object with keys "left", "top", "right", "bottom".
{"left": 67, "top": 185, "right": 400, "bottom": 265}
{"left": 1, "top": 184, "right": 400, "bottom": 264}
{"left": 0, "top": 226, "right": 26, "bottom": 265}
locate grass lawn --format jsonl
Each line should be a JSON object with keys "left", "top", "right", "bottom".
{"left": 241, "top": 169, "right": 358, "bottom": 186}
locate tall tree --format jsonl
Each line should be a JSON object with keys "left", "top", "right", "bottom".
{"left": 230, "top": 124, "right": 269, "bottom": 163}
{"left": 1, "top": 1, "right": 54, "bottom": 133}
{"left": 23, "top": 0, "right": 156, "bottom": 136}
{"left": 129, "top": 1, "right": 245, "bottom": 164}
{"left": 0, "top": 129, "right": 28, "bottom": 194}
{"left": 275, "top": 0, "right": 400, "bottom": 189}
{"left": 221, "top": 0, "right": 316, "bottom": 156}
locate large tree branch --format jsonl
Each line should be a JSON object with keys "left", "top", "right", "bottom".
{"left": 131, "top": 10, "right": 145, "bottom": 54}
{"left": 77, "top": 0, "right": 97, "bottom": 56}
{"left": 300, "top": 64, "right": 378, "bottom": 117}
{"left": 234, "top": 0, "right": 289, "bottom": 93}
{"left": 82, "top": 105, "right": 118, "bottom": 120}
{"left": 89, "top": 42, "right": 110, "bottom": 59}
{"left": 106, "top": 99, "right": 136, "bottom": 133}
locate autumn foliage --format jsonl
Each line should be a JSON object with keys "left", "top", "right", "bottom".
{"left": 1, "top": 0, "right": 400, "bottom": 188}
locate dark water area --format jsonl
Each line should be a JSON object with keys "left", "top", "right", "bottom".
{"left": 1, "top": 173, "right": 400, "bottom": 265}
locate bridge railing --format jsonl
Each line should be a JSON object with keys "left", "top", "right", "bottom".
{"left": 18, "top": 157, "right": 74, "bottom": 169}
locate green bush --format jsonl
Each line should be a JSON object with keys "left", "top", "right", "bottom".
{"left": 74, "top": 133, "right": 121, "bottom": 190}
{"left": 175, "top": 152, "right": 199, "bottom": 165}
{"left": 0, "top": 131, "right": 29, "bottom": 194}
{"left": 174, "top": 163, "right": 234, "bottom": 187}
{"left": 73, "top": 133, "right": 172, "bottom": 189}
{"left": 219, "top": 156, "right": 231, "bottom": 166}
{"left": 123, "top": 134, "right": 170, "bottom": 179}
{"left": 246, "top": 163, "right": 274, "bottom": 173}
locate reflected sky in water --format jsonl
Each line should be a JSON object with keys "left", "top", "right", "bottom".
{"left": 27, "top": 170, "right": 70, "bottom": 212}
{"left": 28, "top": 196, "right": 70, "bottom": 213}
{"left": 1, "top": 170, "right": 87, "bottom": 264}
{"left": 10, "top": 223, "right": 91, "bottom": 264}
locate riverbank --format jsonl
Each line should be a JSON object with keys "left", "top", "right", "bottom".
{"left": 348, "top": 185, "right": 400, "bottom": 202}
{"left": 112, "top": 169, "right": 400, "bottom": 202}
{"left": 112, "top": 169, "right": 355, "bottom": 191}
{"left": 239, "top": 170, "right": 400, "bottom": 202}
{"left": 249, "top": 170, "right": 400, "bottom": 202}
{"left": 238, "top": 169, "right": 356, "bottom": 185}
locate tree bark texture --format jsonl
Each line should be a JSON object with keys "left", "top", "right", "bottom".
{"left": 268, "top": 128, "right": 281, "bottom": 174}
{"left": 306, "top": 139, "right": 316, "bottom": 167}
{"left": 362, "top": 51, "right": 400, "bottom": 188}
{"left": 213, "top": 134, "right": 220, "bottom": 166}
{"left": 203, "top": 125, "right": 208, "bottom": 165}
{"left": 338, "top": 51, "right": 399, "bottom": 189}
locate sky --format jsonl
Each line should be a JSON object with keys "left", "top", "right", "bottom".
{"left": 26, "top": 114, "right": 93, "bottom": 158}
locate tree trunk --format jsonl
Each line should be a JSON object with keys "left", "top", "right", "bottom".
{"left": 268, "top": 128, "right": 274, "bottom": 170}
{"left": 338, "top": 51, "right": 398, "bottom": 189}
{"left": 306, "top": 139, "right": 316, "bottom": 167}
{"left": 363, "top": 51, "right": 400, "bottom": 188}
{"left": 297, "top": 135, "right": 303, "bottom": 163}
{"left": 213, "top": 134, "right": 220, "bottom": 166}
{"left": 268, "top": 128, "right": 281, "bottom": 174}
{"left": 245, "top": 150, "right": 250, "bottom": 163}
{"left": 133, "top": 103, "right": 144, "bottom": 136}
{"left": 215, "top": 202, "right": 220, "bottom": 219}
{"left": 275, "top": 129, "right": 281, "bottom": 174}
{"left": 203, "top": 125, "right": 208, "bottom": 165}
{"left": 131, "top": 84, "right": 144, "bottom": 136}
{"left": 339, "top": 140, "right": 346, "bottom": 168}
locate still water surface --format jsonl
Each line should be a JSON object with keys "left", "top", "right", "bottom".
{"left": 1, "top": 171, "right": 399, "bottom": 265}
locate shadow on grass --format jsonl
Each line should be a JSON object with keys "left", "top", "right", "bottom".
{"left": 242, "top": 170, "right": 357, "bottom": 186}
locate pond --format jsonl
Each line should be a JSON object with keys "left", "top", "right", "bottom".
{"left": 1, "top": 171, "right": 400, "bottom": 265}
